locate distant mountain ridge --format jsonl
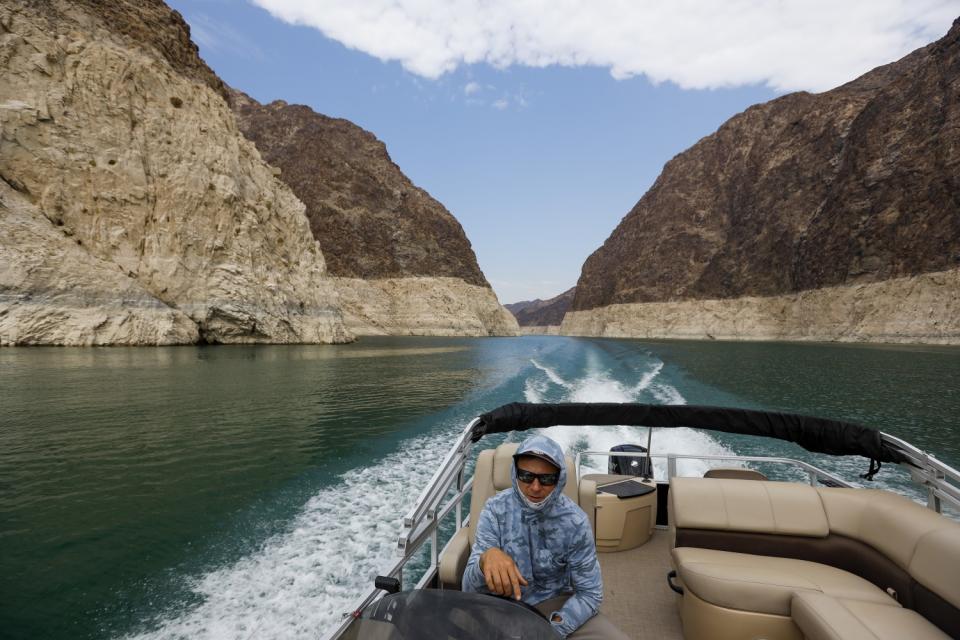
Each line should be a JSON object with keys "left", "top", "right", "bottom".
{"left": 506, "top": 288, "right": 575, "bottom": 326}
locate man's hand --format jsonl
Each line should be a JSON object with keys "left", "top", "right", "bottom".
{"left": 479, "top": 547, "right": 529, "bottom": 600}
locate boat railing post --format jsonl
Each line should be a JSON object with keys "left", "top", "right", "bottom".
{"left": 430, "top": 529, "right": 438, "bottom": 574}
{"left": 667, "top": 455, "right": 677, "bottom": 480}
{"left": 807, "top": 470, "right": 817, "bottom": 486}
{"left": 928, "top": 469, "right": 945, "bottom": 513}
{"left": 455, "top": 496, "right": 463, "bottom": 530}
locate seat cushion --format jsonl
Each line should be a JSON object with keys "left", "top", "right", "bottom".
{"left": 671, "top": 477, "right": 829, "bottom": 537}
{"left": 792, "top": 592, "right": 950, "bottom": 640}
{"left": 672, "top": 547, "right": 898, "bottom": 616}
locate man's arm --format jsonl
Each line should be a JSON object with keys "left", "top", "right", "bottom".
{"left": 548, "top": 523, "right": 602, "bottom": 638}
{"left": 461, "top": 505, "right": 499, "bottom": 592}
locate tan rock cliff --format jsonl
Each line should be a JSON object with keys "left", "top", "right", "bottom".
{"left": 333, "top": 277, "right": 519, "bottom": 336}
{"left": 0, "top": 0, "right": 350, "bottom": 345}
{"left": 562, "top": 268, "right": 960, "bottom": 344}
{"left": 0, "top": 180, "right": 198, "bottom": 345}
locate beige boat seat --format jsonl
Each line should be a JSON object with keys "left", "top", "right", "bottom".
{"left": 672, "top": 546, "right": 898, "bottom": 616}
{"left": 669, "top": 477, "right": 960, "bottom": 640}
{"left": 791, "top": 592, "right": 951, "bottom": 640}
{"left": 437, "top": 442, "right": 597, "bottom": 589}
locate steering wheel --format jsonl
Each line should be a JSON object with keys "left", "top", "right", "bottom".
{"left": 495, "top": 595, "right": 550, "bottom": 620}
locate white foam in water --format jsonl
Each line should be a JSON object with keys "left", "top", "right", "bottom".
{"left": 126, "top": 426, "right": 463, "bottom": 640}
{"left": 648, "top": 381, "right": 686, "bottom": 406}
{"left": 633, "top": 361, "right": 663, "bottom": 394}
{"left": 526, "top": 359, "right": 738, "bottom": 478}
{"left": 530, "top": 360, "right": 571, "bottom": 389}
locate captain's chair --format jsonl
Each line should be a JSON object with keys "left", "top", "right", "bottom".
{"left": 437, "top": 442, "right": 597, "bottom": 589}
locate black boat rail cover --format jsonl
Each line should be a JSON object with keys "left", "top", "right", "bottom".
{"left": 471, "top": 402, "right": 960, "bottom": 510}
{"left": 472, "top": 402, "right": 908, "bottom": 465}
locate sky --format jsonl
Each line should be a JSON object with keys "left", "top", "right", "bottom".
{"left": 167, "top": 0, "right": 959, "bottom": 304}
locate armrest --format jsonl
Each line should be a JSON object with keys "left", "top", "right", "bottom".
{"left": 579, "top": 478, "right": 597, "bottom": 534}
{"left": 438, "top": 526, "right": 471, "bottom": 589}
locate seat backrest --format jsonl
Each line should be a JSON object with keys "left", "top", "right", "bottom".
{"left": 816, "top": 488, "right": 953, "bottom": 573}
{"left": 670, "top": 476, "right": 829, "bottom": 537}
{"left": 468, "top": 443, "right": 591, "bottom": 545}
{"left": 703, "top": 467, "right": 768, "bottom": 481}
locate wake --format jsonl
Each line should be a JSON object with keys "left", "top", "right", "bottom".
{"left": 524, "top": 358, "right": 738, "bottom": 477}
{"left": 124, "top": 424, "right": 464, "bottom": 640}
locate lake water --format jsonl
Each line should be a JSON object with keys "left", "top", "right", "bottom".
{"left": 2, "top": 336, "right": 959, "bottom": 640}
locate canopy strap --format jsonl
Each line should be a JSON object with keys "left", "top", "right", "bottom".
{"left": 860, "top": 458, "right": 882, "bottom": 481}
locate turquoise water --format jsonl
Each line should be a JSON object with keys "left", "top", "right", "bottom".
{"left": 1, "top": 336, "right": 958, "bottom": 640}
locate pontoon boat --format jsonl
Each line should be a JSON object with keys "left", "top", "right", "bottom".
{"left": 327, "top": 403, "right": 960, "bottom": 639}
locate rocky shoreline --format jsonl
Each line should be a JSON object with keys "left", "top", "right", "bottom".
{"left": 333, "top": 277, "right": 518, "bottom": 336}
{"left": 561, "top": 268, "right": 960, "bottom": 345}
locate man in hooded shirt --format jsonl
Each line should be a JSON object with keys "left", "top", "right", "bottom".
{"left": 462, "top": 434, "right": 629, "bottom": 639}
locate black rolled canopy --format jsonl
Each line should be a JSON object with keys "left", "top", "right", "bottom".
{"left": 472, "top": 402, "right": 908, "bottom": 466}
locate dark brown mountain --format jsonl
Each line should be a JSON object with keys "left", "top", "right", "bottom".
{"left": 573, "top": 18, "right": 960, "bottom": 312}
{"left": 230, "top": 91, "right": 489, "bottom": 287}
{"left": 506, "top": 288, "right": 576, "bottom": 326}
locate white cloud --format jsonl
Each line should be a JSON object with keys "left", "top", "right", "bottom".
{"left": 187, "top": 12, "right": 265, "bottom": 60}
{"left": 464, "top": 81, "right": 482, "bottom": 95}
{"left": 250, "top": 0, "right": 958, "bottom": 92}
{"left": 492, "top": 98, "right": 509, "bottom": 110}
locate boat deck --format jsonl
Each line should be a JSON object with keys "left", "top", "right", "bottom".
{"left": 598, "top": 529, "right": 684, "bottom": 639}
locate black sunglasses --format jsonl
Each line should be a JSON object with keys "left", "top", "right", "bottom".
{"left": 515, "top": 467, "right": 560, "bottom": 486}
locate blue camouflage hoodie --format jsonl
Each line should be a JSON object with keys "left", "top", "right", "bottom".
{"left": 461, "top": 434, "right": 602, "bottom": 638}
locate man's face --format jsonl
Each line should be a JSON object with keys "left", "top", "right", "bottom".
{"left": 515, "top": 455, "right": 560, "bottom": 504}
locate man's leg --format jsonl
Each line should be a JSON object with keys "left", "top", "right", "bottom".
{"left": 534, "top": 596, "right": 630, "bottom": 640}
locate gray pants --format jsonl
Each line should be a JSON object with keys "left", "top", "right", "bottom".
{"left": 535, "top": 596, "right": 630, "bottom": 640}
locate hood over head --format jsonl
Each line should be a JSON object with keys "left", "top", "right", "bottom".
{"left": 511, "top": 434, "right": 567, "bottom": 512}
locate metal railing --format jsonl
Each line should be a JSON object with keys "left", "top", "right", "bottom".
{"left": 881, "top": 432, "right": 960, "bottom": 512}
{"left": 323, "top": 422, "right": 959, "bottom": 639}
{"left": 575, "top": 449, "right": 855, "bottom": 488}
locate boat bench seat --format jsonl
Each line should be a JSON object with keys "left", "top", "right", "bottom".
{"left": 671, "top": 547, "right": 897, "bottom": 617}
{"left": 791, "top": 592, "right": 951, "bottom": 640}
{"left": 437, "top": 443, "right": 596, "bottom": 589}
{"left": 669, "top": 477, "right": 960, "bottom": 640}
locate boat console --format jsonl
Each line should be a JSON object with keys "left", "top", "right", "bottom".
{"left": 586, "top": 474, "right": 657, "bottom": 552}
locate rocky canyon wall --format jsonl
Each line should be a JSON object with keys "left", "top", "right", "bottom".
{"left": 230, "top": 92, "right": 517, "bottom": 336}
{"left": 567, "top": 18, "right": 960, "bottom": 345}
{"left": 0, "top": 0, "right": 350, "bottom": 345}
{"left": 332, "top": 277, "right": 517, "bottom": 336}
